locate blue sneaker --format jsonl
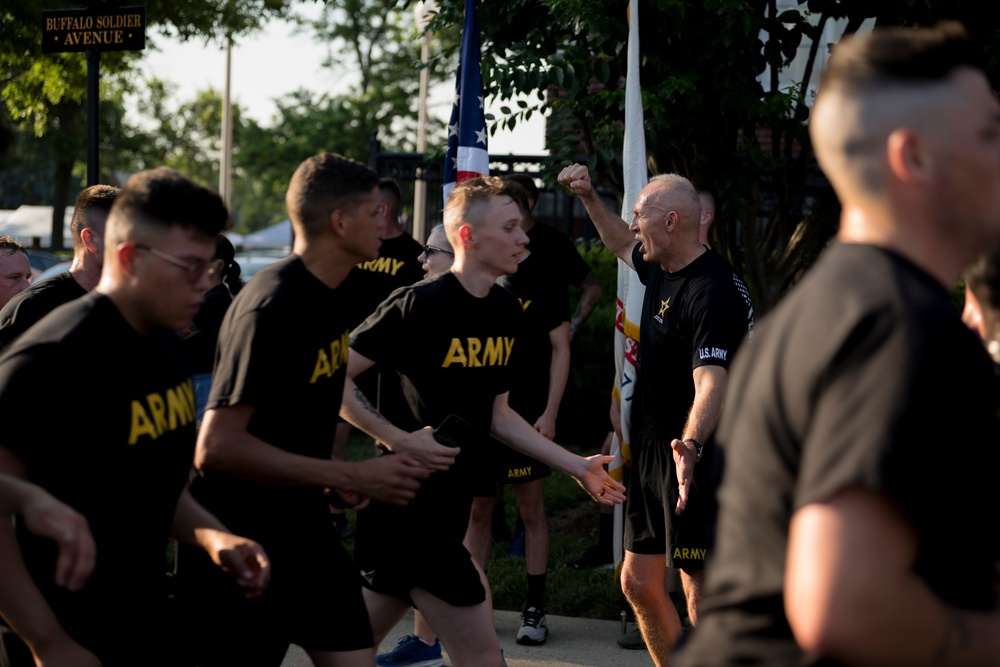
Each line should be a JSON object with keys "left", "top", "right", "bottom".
{"left": 376, "top": 635, "right": 444, "bottom": 667}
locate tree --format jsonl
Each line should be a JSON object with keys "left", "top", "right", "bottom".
{"left": 0, "top": 0, "right": 294, "bottom": 248}
{"left": 430, "top": 0, "right": 1000, "bottom": 311}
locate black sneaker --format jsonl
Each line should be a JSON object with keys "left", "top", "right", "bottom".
{"left": 568, "top": 544, "right": 613, "bottom": 570}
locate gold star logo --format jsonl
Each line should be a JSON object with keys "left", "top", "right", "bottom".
{"left": 658, "top": 298, "right": 670, "bottom": 317}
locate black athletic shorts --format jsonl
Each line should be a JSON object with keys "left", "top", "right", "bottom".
{"left": 176, "top": 496, "right": 374, "bottom": 664}
{"left": 353, "top": 502, "right": 486, "bottom": 608}
{"left": 493, "top": 437, "right": 551, "bottom": 484}
{"left": 623, "top": 428, "right": 717, "bottom": 570}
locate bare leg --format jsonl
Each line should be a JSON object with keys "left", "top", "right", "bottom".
{"left": 410, "top": 561, "right": 503, "bottom": 667}
{"left": 464, "top": 495, "right": 495, "bottom": 569}
{"left": 513, "top": 480, "right": 548, "bottom": 577}
{"left": 621, "top": 551, "right": 681, "bottom": 667}
{"left": 363, "top": 588, "right": 414, "bottom": 646}
{"left": 413, "top": 610, "right": 438, "bottom": 644}
{"left": 679, "top": 568, "right": 704, "bottom": 626}
{"left": 307, "top": 647, "right": 374, "bottom": 667}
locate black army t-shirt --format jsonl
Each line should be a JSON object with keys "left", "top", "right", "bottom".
{"left": 676, "top": 244, "right": 1000, "bottom": 667}
{"left": 0, "top": 271, "right": 87, "bottom": 349}
{"left": 525, "top": 221, "right": 592, "bottom": 289}
{"left": 350, "top": 271, "right": 522, "bottom": 542}
{"left": 191, "top": 255, "right": 353, "bottom": 528}
{"left": 499, "top": 251, "right": 569, "bottom": 421}
{"left": 0, "top": 293, "right": 196, "bottom": 661}
{"left": 631, "top": 245, "right": 753, "bottom": 440}
{"left": 342, "top": 232, "right": 425, "bottom": 330}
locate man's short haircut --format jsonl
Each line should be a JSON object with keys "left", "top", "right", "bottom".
{"left": 379, "top": 178, "right": 402, "bottom": 213}
{"left": 819, "top": 22, "right": 978, "bottom": 93}
{"left": 0, "top": 235, "right": 26, "bottom": 259}
{"left": 286, "top": 153, "right": 380, "bottom": 240}
{"left": 649, "top": 173, "right": 701, "bottom": 223}
{"left": 504, "top": 173, "right": 539, "bottom": 206}
{"left": 965, "top": 248, "right": 1000, "bottom": 340}
{"left": 107, "top": 168, "right": 227, "bottom": 243}
{"left": 71, "top": 185, "right": 119, "bottom": 253}
{"left": 501, "top": 180, "right": 532, "bottom": 219}
{"left": 443, "top": 176, "right": 511, "bottom": 230}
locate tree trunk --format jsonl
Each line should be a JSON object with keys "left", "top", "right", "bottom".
{"left": 49, "top": 157, "right": 74, "bottom": 251}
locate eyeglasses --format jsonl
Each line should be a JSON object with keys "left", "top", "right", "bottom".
{"left": 423, "top": 244, "right": 454, "bottom": 258}
{"left": 134, "top": 244, "right": 223, "bottom": 283}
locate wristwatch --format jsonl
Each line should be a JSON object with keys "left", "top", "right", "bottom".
{"left": 683, "top": 438, "right": 704, "bottom": 462}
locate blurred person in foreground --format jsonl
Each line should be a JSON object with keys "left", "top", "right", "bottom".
{"left": 0, "top": 236, "right": 30, "bottom": 311}
{"left": 676, "top": 22, "right": 1000, "bottom": 667}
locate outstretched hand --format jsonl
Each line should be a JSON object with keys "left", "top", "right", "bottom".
{"left": 670, "top": 439, "right": 699, "bottom": 515}
{"left": 575, "top": 454, "right": 626, "bottom": 506}
{"left": 20, "top": 489, "right": 95, "bottom": 592}
{"left": 557, "top": 163, "right": 595, "bottom": 199}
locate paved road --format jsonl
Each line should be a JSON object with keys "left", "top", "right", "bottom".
{"left": 281, "top": 608, "right": 655, "bottom": 667}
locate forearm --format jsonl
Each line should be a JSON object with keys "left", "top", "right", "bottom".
{"left": 544, "top": 324, "right": 571, "bottom": 418}
{"left": 681, "top": 366, "right": 727, "bottom": 443}
{"left": 578, "top": 192, "right": 635, "bottom": 262}
{"left": 492, "top": 399, "right": 583, "bottom": 477}
{"left": 170, "top": 488, "right": 229, "bottom": 547}
{"left": 339, "top": 375, "right": 414, "bottom": 453}
{"left": 0, "top": 473, "right": 44, "bottom": 514}
{"left": 569, "top": 279, "right": 602, "bottom": 337}
{"left": 0, "top": 519, "right": 66, "bottom": 654}
{"left": 195, "top": 410, "right": 360, "bottom": 490}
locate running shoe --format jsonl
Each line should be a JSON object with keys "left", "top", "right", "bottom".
{"left": 375, "top": 634, "right": 444, "bottom": 667}
{"left": 516, "top": 607, "right": 549, "bottom": 645}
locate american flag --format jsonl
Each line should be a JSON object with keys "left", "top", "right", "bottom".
{"left": 442, "top": 0, "right": 488, "bottom": 203}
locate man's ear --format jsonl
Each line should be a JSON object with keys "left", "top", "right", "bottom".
{"left": 117, "top": 243, "right": 138, "bottom": 276}
{"left": 329, "top": 209, "right": 348, "bottom": 238}
{"left": 887, "top": 128, "right": 927, "bottom": 186}
{"left": 80, "top": 227, "right": 100, "bottom": 256}
{"left": 458, "top": 223, "right": 475, "bottom": 247}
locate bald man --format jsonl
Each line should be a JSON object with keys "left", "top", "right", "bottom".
{"left": 557, "top": 166, "right": 753, "bottom": 667}
{"left": 676, "top": 22, "right": 1000, "bottom": 667}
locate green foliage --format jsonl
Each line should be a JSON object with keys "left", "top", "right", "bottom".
{"left": 561, "top": 242, "right": 618, "bottom": 449}
{"left": 430, "top": 0, "right": 1000, "bottom": 312}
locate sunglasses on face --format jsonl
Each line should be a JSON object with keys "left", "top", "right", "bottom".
{"left": 423, "top": 244, "right": 454, "bottom": 258}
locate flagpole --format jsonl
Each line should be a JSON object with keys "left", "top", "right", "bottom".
{"left": 413, "top": 1, "right": 437, "bottom": 242}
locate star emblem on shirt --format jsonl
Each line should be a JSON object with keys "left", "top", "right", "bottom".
{"left": 658, "top": 298, "right": 670, "bottom": 317}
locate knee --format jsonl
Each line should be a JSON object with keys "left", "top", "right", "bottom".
{"left": 518, "top": 499, "right": 547, "bottom": 529}
{"left": 469, "top": 497, "right": 494, "bottom": 524}
{"left": 621, "top": 562, "right": 666, "bottom": 608}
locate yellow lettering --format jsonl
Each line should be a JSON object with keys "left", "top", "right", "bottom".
{"left": 128, "top": 400, "right": 157, "bottom": 445}
{"left": 147, "top": 392, "right": 167, "bottom": 436}
{"left": 481, "top": 337, "right": 503, "bottom": 366}
{"left": 66, "top": 31, "right": 79, "bottom": 45}
{"left": 310, "top": 349, "right": 332, "bottom": 383}
{"left": 681, "top": 548, "right": 690, "bottom": 559}
{"left": 166, "top": 384, "right": 194, "bottom": 429}
{"left": 442, "top": 338, "right": 468, "bottom": 367}
{"left": 391, "top": 259, "right": 404, "bottom": 276}
{"left": 519, "top": 299, "right": 531, "bottom": 312}
{"left": 673, "top": 548, "right": 681, "bottom": 559}
{"left": 467, "top": 337, "right": 482, "bottom": 367}
{"left": 46, "top": 18, "right": 55, "bottom": 30}
{"left": 504, "top": 337, "right": 515, "bottom": 364}
{"left": 337, "top": 331, "right": 349, "bottom": 365}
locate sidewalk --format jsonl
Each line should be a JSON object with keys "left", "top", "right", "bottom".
{"left": 281, "top": 608, "right": 655, "bottom": 667}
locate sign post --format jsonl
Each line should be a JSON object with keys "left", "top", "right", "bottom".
{"left": 42, "top": 1, "right": 146, "bottom": 186}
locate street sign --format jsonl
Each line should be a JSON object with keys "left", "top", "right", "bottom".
{"left": 42, "top": 6, "right": 146, "bottom": 53}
